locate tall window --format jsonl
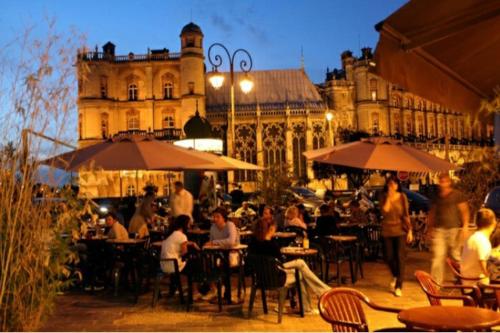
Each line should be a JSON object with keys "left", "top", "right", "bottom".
{"left": 128, "top": 84, "right": 138, "bottom": 101}
{"left": 369, "top": 78, "right": 377, "bottom": 101}
{"left": 162, "top": 113, "right": 175, "bottom": 128}
{"left": 188, "top": 82, "right": 195, "bottom": 94}
{"left": 127, "top": 110, "right": 140, "bottom": 130}
{"left": 100, "top": 76, "right": 108, "bottom": 98}
{"left": 439, "top": 118, "right": 445, "bottom": 137}
{"left": 405, "top": 115, "right": 412, "bottom": 135}
{"left": 101, "top": 112, "right": 109, "bottom": 138}
{"left": 428, "top": 116, "right": 435, "bottom": 137}
{"left": 163, "top": 82, "right": 173, "bottom": 99}
{"left": 393, "top": 112, "right": 401, "bottom": 134}
{"left": 371, "top": 112, "right": 379, "bottom": 134}
{"left": 417, "top": 115, "right": 424, "bottom": 136}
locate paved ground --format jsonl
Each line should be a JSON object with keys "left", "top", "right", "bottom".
{"left": 41, "top": 249, "right": 460, "bottom": 332}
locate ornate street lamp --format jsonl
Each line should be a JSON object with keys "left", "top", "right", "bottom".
{"left": 207, "top": 43, "right": 253, "bottom": 157}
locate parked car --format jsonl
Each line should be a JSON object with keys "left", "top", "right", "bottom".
{"left": 401, "top": 188, "right": 431, "bottom": 213}
{"left": 484, "top": 186, "right": 500, "bottom": 217}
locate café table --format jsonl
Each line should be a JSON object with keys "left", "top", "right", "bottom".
{"left": 187, "top": 229, "right": 210, "bottom": 247}
{"left": 202, "top": 244, "right": 248, "bottom": 304}
{"left": 281, "top": 246, "right": 319, "bottom": 269}
{"left": 325, "top": 235, "right": 359, "bottom": 284}
{"left": 398, "top": 305, "right": 500, "bottom": 331}
{"left": 78, "top": 236, "right": 109, "bottom": 291}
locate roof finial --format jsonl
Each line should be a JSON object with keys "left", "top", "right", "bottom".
{"left": 300, "top": 46, "right": 305, "bottom": 71}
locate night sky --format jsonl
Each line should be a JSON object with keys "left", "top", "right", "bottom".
{"left": 1, "top": 0, "right": 407, "bottom": 83}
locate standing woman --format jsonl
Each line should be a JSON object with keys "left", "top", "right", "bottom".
{"left": 380, "top": 175, "right": 413, "bottom": 297}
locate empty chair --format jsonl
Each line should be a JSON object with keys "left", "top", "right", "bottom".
{"left": 414, "top": 270, "right": 480, "bottom": 306}
{"left": 318, "top": 287, "right": 403, "bottom": 332}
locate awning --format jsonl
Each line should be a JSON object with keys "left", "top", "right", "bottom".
{"left": 374, "top": 0, "right": 500, "bottom": 115}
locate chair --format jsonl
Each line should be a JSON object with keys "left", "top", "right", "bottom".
{"left": 318, "top": 287, "right": 403, "bottom": 332}
{"left": 414, "top": 270, "right": 480, "bottom": 306}
{"left": 446, "top": 257, "right": 483, "bottom": 284}
{"left": 151, "top": 258, "right": 184, "bottom": 307}
{"left": 364, "top": 224, "right": 382, "bottom": 260}
{"left": 247, "top": 255, "right": 304, "bottom": 323}
{"left": 477, "top": 282, "right": 500, "bottom": 310}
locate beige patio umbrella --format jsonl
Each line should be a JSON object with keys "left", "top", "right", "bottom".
{"left": 42, "top": 135, "right": 216, "bottom": 171}
{"left": 181, "top": 152, "right": 264, "bottom": 171}
{"left": 303, "top": 137, "right": 457, "bottom": 172}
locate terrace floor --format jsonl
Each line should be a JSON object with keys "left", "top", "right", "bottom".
{"left": 41, "top": 250, "right": 454, "bottom": 332}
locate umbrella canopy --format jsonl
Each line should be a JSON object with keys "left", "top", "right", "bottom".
{"left": 373, "top": 0, "right": 500, "bottom": 115}
{"left": 181, "top": 152, "right": 264, "bottom": 171}
{"left": 303, "top": 137, "right": 457, "bottom": 172}
{"left": 41, "top": 136, "right": 216, "bottom": 171}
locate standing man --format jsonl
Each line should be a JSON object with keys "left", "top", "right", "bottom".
{"left": 428, "top": 173, "right": 470, "bottom": 284}
{"left": 170, "top": 181, "right": 194, "bottom": 222}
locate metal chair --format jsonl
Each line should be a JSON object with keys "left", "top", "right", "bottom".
{"left": 318, "top": 287, "right": 403, "bottom": 332}
{"left": 151, "top": 258, "right": 185, "bottom": 307}
{"left": 247, "top": 255, "right": 304, "bottom": 323}
{"left": 414, "top": 270, "right": 480, "bottom": 306}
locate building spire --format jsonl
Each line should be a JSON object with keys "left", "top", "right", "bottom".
{"left": 300, "top": 46, "right": 305, "bottom": 71}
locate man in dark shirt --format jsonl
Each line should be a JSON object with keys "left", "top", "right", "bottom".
{"left": 230, "top": 184, "right": 244, "bottom": 211}
{"left": 427, "top": 174, "right": 469, "bottom": 283}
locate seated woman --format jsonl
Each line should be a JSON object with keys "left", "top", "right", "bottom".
{"left": 248, "top": 218, "right": 331, "bottom": 314}
{"left": 315, "top": 204, "right": 339, "bottom": 237}
{"left": 461, "top": 208, "right": 497, "bottom": 285}
{"left": 284, "top": 206, "right": 307, "bottom": 232}
{"left": 348, "top": 200, "right": 368, "bottom": 224}
{"left": 161, "top": 215, "right": 200, "bottom": 274}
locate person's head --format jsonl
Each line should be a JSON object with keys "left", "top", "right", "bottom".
{"left": 254, "top": 218, "right": 277, "bottom": 241}
{"left": 319, "top": 204, "right": 330, "bottom": 216}
{"left": 139, "top": 195, "right": 155, "bottom": 219}
{"left": 174, "top": 181, "right": 184, "bottom": 194}
{"left": 171, "top": 214, "right": 191, "bottom": 234}
{"left": 261, "top": 206, "right": 274, "bottom": 221}
{"left": 476, "top": 208, "right": 497, "bottom": 234}
{"left": 242, "top": 201, "right": 249, "bottom": 209}
{"left": 296, "top": 203, "right": 306, "bottom": 216}
{"left": 438, "top": 173, "right": 453, "bottom": 191}
{"left": 212, "top": 206, "right": 228, "bottom": 228}
{"left": 105, "top": 212, "right": 119, "bottom": 227}
{"left": 285, "top": 206, "right": 299, "bottom": 220}
{"left": 384, "top": 175, "right": 401, "bottom": 193}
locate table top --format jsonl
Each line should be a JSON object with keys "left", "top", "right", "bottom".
{"left": 274, "top": 231, "right": 297, "bottom": 238}
{"left": 106, "top": 238, "right": 147, "bottom": 245}
{"left": 326, "top": 235, "right": 357, "bottom": 242}
{"left": 79, "top": 236, "right": 108, "bottom": 242}
{"left": 240, "top": 230, "right": 253, "bottom": 237}
{"left": 281, "top": 246, "right": 318, "bottom": 256}
{"left": 398, "top": 306, "right": 500, "bottom": 331}
{"left": 203, "top": 244, "right": 248, "bottom": 251}
{"left": 187, "top": 229, "right": 210, "bottom": 235}
{"left": 151, "top": 241, "right": 162, "bottom": 248}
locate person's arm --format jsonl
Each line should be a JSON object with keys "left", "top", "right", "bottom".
{"left": 458, "top": 201, "right": 470, "bottom": 240}
{"left": 381, "top": 194, "right": 391, "bottom": 213}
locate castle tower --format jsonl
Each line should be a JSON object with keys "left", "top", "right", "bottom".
{"left": 180, "top": 22, "right": 205, "bottom": 132}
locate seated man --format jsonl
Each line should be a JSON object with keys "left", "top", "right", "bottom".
{"left": 234, "top": 201, "right": 256, "bottom": 218}
{"left": 460, "top": 208, "right": 497, "bottom": 285}
{"left": 106, "top": 212, "right": 129, "bottom": 240}
{"left": 315, "top": 204, "right": 339, "bottom": 236}
{"left": 206, "top": 207, "right": 240, "bottom": 248}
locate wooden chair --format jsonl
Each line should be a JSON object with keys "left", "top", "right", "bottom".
{"left": 414, "top": 270, "right": 480, "bottom": 306}
{"left": 247, "top": 255, "right": 304, "bottom": 323}
{"left": 318, "top": 287, "right": 403, "bottom": 332}
{"left": 478, "top": 282, "right": 500, "bottom": 310}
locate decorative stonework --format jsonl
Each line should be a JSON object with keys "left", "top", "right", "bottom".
{"left": 262, "top": 123, "right": 286, "bottom": 166}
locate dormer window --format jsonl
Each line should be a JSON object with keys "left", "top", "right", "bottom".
{"left": 128, "top": 84, "right": 138, "bottom": 101}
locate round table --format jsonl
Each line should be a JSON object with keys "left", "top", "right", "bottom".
{"left": 202, "top": 244, "right": 248, "bottom": 305}
{"left": 280, "top": 246, "right": 318, "bottom": 257}
{"left": 398, "top": 306, "right": 500, "bottom": 331}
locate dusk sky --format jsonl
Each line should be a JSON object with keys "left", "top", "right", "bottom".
{"left": 1, "top": 0, "right": 407, "bottom": 83}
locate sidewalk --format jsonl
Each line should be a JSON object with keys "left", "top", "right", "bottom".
{"left": 41, "top": 250, "right": 442, "bottom": 331}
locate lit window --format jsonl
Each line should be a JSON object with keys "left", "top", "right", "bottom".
{"left": 370, "top": 79, "right": 377, "bottom": 101}
{"left": 162, "top": 115, "right": 175, "bottom": 129}
{"left": 101, "top": 113, "right": 109, "bottom": 138}
{"left": 128, "top": 84, "right": 138, "bottom": 101}
{"left": 127, "top": 110, "right": 140, "bottom": 130}
{"left": 164, "top": 82, "right": 173, "bottom": 99}
{"left": 371, "top": 112, "right": 379, "bottom": 134}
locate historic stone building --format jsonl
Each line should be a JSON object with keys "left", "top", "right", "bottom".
{"left": 75, "top": 23, "right": 492, "bottom": 196}
{"left": 317, "top": 47, "right": 493, "bottom": 144}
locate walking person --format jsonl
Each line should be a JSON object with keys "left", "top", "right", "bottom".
{"left": 428, "top": 173, "right": 470, "bottom": 284}
{"left": 170, "top": 181, "right": 194, "bottom": 222}
{"left": 380, "top": 175, "right": 413, "bottom": 297}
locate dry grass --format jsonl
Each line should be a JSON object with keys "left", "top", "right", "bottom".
{"left": 0, "top": 19, "right": 86, "bottom": 331}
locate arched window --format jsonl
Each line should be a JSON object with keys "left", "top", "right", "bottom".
{"left": 100, "top": 76, "right": 108, "bottom": 98}
{"left": 393, "top": 112, "right": 401, "bottom": 134}
{"left": 127, "top": 110, "right": 140, "bottom": 130}
{"left": 371, "top": 112, "right": 379, "bottom": 134}
{"left": 428, "top": 116, "right": 435, "bottom": 137}
{"left": 164, "top": 82, "right": 173, "bottom": 99}
{"left": 369, "top": 78, "right": 377, "bottom": 101}
{"left": 417, "top": 115, "right": 424, "bottom": 136}
{"left": 162, "top": 111, "right": 175, "bottom": 129}
{"left": 405, "top": 115, "right": 412, "bottom": 135}
{"left": 101, "top": 112, "right": 109, "bottom": 138}
{"left": 128, "top": 84, "right": 138, "bottom": 101}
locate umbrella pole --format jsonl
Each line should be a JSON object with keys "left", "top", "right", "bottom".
{"left": 119, "top": 172, "right": 123, "bottom": 198}
{"left": 135, "top": 170, "right": 139, "bottom": 197}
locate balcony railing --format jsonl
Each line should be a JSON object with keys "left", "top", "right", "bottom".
{"left": 79, "top": 51, "right": 181, "bottom": 63}
{"left": 112, "top": 128, "right": 182, "bottom": 141}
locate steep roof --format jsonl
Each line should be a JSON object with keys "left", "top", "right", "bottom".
{"left": 206, "top": 69, "right": 325, "bottom": 112}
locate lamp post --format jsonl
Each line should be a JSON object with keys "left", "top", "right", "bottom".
{"left": 207, "top": 43, "right": 253, "bottom": 158}
{"left": 326, "top": 111, "right": 335, "bottom": 146}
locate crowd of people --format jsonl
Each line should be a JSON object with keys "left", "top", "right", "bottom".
{"left": 71, "top": 172, "right": 500, "bottom": 310}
